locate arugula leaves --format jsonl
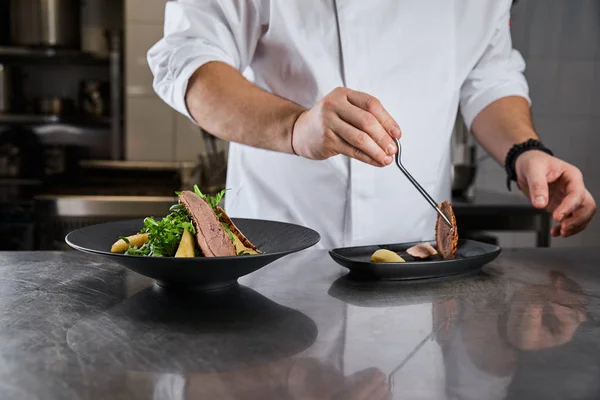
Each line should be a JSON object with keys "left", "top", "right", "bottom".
{"left": 193, "top": 185, "right": 226, "bottom": 211}
{"left": 124, "top": 203, "right": 196, "bottom": 257}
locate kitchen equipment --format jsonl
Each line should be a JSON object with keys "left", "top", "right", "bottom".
{"left": 452, "top": 111, "right": 478, "bottom": 197}
{"left": 0, "top": 1, "right": 9, "bottom": 45}
{"left": 10, "top": 0, "right": 81, "bottom": 49}
{"left": 0, "top": 64, "right": 10, "bottom": 113}
{"left": 0, "top": 126, "right": 44, "bottom": 179}
{"left": 79, "top": 80, "right": 110, "bottom": 117}
{"left": 34, "top": 97, "right": 75, "bottom": 115}
{"left": 65, "top": 218, "right": 321, "bottom": 290}
{"left": 395, "top": 138, "right": 452, "bottom": 227}
{"left": 329, "top": 239, "right": 501, "bottom": 280}
{"left": 35, "top": 195, "right": 177, "bottom": 250}
{"left": 452, "top": 165, "right": 477, "bottom": 198}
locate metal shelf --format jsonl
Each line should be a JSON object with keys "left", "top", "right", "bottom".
{"left": 0, "top": 46, "right": 110, "bottom": 65}
{"left": 0, "top": 113, "right": 112, "bottom": 127}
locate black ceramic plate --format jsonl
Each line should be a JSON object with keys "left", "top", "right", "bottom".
{"left": 66, "top": 218, "right": 320, "bottom": 289}
{"left": 329, "top": 239, "right": 501, "bottom": 281}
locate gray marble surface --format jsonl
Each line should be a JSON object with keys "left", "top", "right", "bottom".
{"left": 0, "top": 249, "right": 599, "bottom": 399}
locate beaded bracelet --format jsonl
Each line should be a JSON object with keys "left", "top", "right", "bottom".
{"left": 504, "top": 139, "right": 554, "bottom": 191}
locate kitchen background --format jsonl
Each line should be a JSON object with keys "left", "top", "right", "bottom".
{"left": 0, "top": 0, "right": 598, "bottom": 250}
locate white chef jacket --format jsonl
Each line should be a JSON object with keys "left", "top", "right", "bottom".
{"left": 148, "top": 0, "right": 529, "bottom": 249}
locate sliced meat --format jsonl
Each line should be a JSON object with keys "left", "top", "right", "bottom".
{"left": 435, "top": 200, "right": 458, "bottom": 260}
{"left": 216, "top": 206, "right": 260, "bottom": 253}
{"left": 179, "top": 191, "right": 236, "bottom": 257}
{"left": 406, "top": 242, "right": 438, "bottom": 260}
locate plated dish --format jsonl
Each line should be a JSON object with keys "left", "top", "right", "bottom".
{"left": 110, "top": 186, "right": 260, "bottom": 258}
{"left": 65, "top": 187, "right": 320, "bottom": 290}
{"left": 370, "top": 200, "right": 459, "bottom": 263}
{"left": 332, "top": 200, "right": 501, "bottom": 280}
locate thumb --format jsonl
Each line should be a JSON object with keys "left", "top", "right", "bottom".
{"left": 524, "top": 165, "right": 549, "bottom": 209}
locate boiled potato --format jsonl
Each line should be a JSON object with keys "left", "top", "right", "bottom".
{"left": 232, "top": 234, "right": 258, "bottom": 255}
{"left": 111, "top": 233, "right": 150, "bottom": 253}
{"left": 175, "top": 228, "right": 195, "bottom": 258}
{"left": 371, "top": 249, "right": 405, "bottom": 263}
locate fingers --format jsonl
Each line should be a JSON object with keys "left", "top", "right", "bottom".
{"left": 337, "top": 101, "right": 397, "bottom": 158}
{"left": 345, "top": 90, "right": 402, "bottom": 139}
{"left": 548, "top": 303, "right": 581, "bottom": 344}
{"left": 524, "top": 164, "right": 550, "bottom": 209}
{"left": 551, "top": 168, "right": 586, "bottom": 222}
{"left": 331, "top": 119, "right": 393, "bottom": 166}
{"left": 336, "top": 368, "right": 388, "bottom": 400}
{"left": 558, "top": 190, "right": 596, "bottom": 237}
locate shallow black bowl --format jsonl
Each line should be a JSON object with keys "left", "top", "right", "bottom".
{"left": 329, "top": 239, "right": 501, "bottom": 281}
{"left": 66, "top": 218, "right": 320, "bottom": 289}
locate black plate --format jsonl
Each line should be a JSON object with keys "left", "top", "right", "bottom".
{"left": 329, "top": 239, "right": 501, "bottom": 281}
{"left": 66, "top": 218, "right": 320, "bottom": 289}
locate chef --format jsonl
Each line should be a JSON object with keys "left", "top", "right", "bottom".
{"left": 148, "top": 0, "right": 596, "bottom": 249}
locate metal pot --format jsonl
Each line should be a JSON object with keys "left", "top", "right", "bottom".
{"left": 10, "top": 0, "right": 81, "bottom": 49}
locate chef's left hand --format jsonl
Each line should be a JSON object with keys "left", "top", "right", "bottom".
{"left": 515, "top": 150, "right": 597, "bottom": 237}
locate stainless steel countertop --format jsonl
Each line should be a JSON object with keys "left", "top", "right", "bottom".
{"left": 0, "top": 248, "right": 598, "bottom": 399}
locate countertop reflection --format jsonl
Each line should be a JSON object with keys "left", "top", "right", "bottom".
{"left": 0, "top": 248, "right": 599, "bottom": 399}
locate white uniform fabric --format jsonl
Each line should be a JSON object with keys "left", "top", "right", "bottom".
{"left": 148, "top": 0, "right": 529, "bottom": 249}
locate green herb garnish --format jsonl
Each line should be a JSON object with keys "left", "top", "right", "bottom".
{"left": 124, "top": 198, "right": 196, "bottom": 257}
{"left": 193, "top": 185, "right": 226, "bottom": 212}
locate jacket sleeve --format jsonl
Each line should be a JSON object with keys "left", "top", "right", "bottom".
{"left": 147, "top": 0, "right": 265, "bottom": 120}
{"left": 459, "top": 6, "right": 530, "bottom": 130}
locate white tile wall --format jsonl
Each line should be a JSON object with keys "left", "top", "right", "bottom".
{"left": 125, "top": 23, "right": 164, "bottom": 97}
{"left": 125, "top": 0, "right": 168, "bottom": 23}
{"left": 125, "top": 97, "right": 175, "bottom": 161}
{"left": 124, "top": 0, "right": 227, "bottom": 163}
{"left": 174, "top": 113, "right": 206, "bottom": 161}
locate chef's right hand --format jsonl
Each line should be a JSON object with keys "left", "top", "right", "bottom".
{"left": 291, "top": 87, "right": 402, "bottom": 167}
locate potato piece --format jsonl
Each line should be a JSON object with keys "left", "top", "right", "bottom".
{"left": 111, "top": 233, "right": 150, "bottom": 253}
{"left": 371, "top": 249, "right": 405, "bottom": 263}
{"left": 175, "top": 228, "right": 195, "bottom": 258}
{"left": 232, "top": 233, "right": 258, "bottom": 255}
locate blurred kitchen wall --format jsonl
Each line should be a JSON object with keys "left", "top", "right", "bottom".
{"left": 124, "top": 0, "right": 212, "bottom": 162}
{"left": 475, "top": 0, "right": 600, "bottom": 248}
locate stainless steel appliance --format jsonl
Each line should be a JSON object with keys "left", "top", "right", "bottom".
{"left": 451, "top": 111, "right": 477, "bottom": 198}
{"left": 0, "top": 64, "right": 10, "bottom": 113}
{"left": 10, "top": 0, "right": 81, "bottom": 49}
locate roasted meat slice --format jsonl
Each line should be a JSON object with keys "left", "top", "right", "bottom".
{"left": 216, "top": 206, "right": 261, "bottom": 254}
{"left": 435, "top": 201, "right": 458, "bottom": 260}
{"left": 179, "top": 191, "right": 236, "bottom": 257}
{"left": 406, "top": 242, "right": 438, "bottom": 260}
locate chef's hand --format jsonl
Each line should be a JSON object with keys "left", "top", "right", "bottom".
{"left": 292, "top": 87, "right": 402, "bottom": 167}
{"left": 332, "top": 368, "right": 391, "bottom": 400}
{"left": 287, "top": 359, "right": 390, "bottom": 400}
{"left": 505, "top": 272, "right": 587, "bottom": 351}
{"left": 515, "top": 151, "right": 597, "bottom": 237}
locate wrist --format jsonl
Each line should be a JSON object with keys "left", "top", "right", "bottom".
{"left": 289, "top": 109, "right": 307, "bottom": 156}
{"left": 504, "top": 139, "right": 553, "bottom": 191}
